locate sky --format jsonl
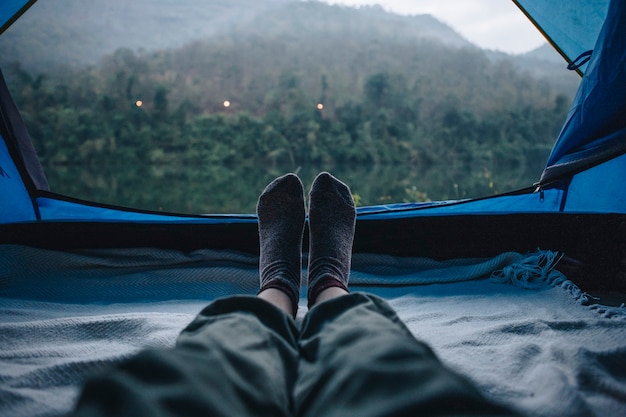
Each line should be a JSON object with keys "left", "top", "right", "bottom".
{"left": 321, "top": 0, "right": 547, "bottom": 54}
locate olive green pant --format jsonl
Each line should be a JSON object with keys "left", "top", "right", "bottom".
{"left": 73, "top": 293, "right": 520, "bottom": 417}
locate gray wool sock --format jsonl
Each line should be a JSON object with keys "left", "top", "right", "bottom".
{"left": 307, "top": 172, "right": 356, "bottom": 307}
{"left": 257, "top": 173, "right": 305, "bottom": 315}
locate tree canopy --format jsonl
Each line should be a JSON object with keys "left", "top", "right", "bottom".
{"left": 2, "top": 1, "right": 579, "bottom": 212}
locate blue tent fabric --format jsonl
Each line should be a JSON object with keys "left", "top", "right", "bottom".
{"left": 0, "top": 135, "right": 37, "bottom": 222}
{"left": 0, "top": 0, "right": 37, "bottom": 35}
{"left": 513, "top": 0, "right": 609, "bottom": 75}
{"left": 0, "top": 68, "right": 47, "bottom": 223}
{"left": 539, "top": 0, "right": 626, "bottom": 185}
{"left": 34, "top": 194, "right": 257, "bottom": 224}
{"left": 0, "top": 68, "right": 49, "bottom": 192}
{"left": 563, "top": 152, "right": 626, "bottom": 213}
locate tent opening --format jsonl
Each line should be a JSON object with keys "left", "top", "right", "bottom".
{"left": 0, "top": 0, "right": 581, "bottom": 214}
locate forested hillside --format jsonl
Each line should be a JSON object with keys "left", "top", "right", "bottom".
{"left": 0, "top": 0, "right": 468, "bottom": 72}
{"left": 1, "top": 0, "right": 581, "bottom": 211}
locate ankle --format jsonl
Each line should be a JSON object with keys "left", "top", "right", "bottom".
{"left": 311, "top": 286, "right": 349, "bottom": 307}
{"left": 258, "top": 287, "right": 296, "bottom": 317}
{"left": 307, "top": 275, "right": 349, "bottom": 308}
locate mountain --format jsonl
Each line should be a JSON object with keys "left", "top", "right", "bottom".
{"left": 3, "top": 0, "right": 578, "bottom": 205}
{"left": 521, "top": 43, "right": 564, "bottom": 63}
{"left": 0, "top": 0, "right": 288, "bottom": 70}
{"left": 1, "top": 0, "right": 580, "bottom": 97}
{"left": 0, "top": 0, "right": 472, "bottom": 72}
{"left": 514, "top": 44, "right": 581, "bottom": 96}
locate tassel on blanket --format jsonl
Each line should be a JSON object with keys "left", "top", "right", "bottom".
{"left": 491, "top": 250, "right": 626, "bottom": 318}
{"left": 490, "top": 250, "right": 564, "bottom": 289}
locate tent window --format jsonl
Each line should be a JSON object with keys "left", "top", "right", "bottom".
{"left": 0, "top": 0, "right": 580, "bottom": 214}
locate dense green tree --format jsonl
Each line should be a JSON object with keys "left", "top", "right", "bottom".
{"left": 3, "top": 14, "right": 577, "bottom": 212}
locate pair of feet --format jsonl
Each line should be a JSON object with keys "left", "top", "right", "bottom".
{"left": 257, "top": 172, "right": 356, "bottom": 317}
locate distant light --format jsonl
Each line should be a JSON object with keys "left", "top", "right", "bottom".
{"left": 135, "top": 100, "right": 143, "bottom": 107}
{"left": 317, "top": 103, "right": 324, "bottom": 110}
{"left": 223, "top": 100, "right": 231, "bottom": 108}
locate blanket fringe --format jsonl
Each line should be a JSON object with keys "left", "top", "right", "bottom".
{"left": 491, "top": 250, "right": 626, "bottom": 319}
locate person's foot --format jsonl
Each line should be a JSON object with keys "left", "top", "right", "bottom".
{"left": 257, "top": 174, "right": 305, "bottom": 316}
{"left": 307, "top": 172, "right": 356, "bottom": 307}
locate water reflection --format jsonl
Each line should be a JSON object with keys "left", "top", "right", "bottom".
{"left": 44, "top": 160, "right": 545, "bottom": 214}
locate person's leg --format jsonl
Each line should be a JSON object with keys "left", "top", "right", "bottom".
{"left": 296, "top": 294, "right": 521, "bottom": 417}
{"left": 296, "top": 172, "right": 520, "bottom": 417}
{"left": 311, "top": 286, "right": 348, "bottom": 305}
{"left": 72, "top": 296, "right": 299, "bottom": 417}
{"left": 258, "top": 287, "right": 295, "bottom": 315}
{"left": 258, "top": 173, "right": 306, "bottom": 317}
{"left": 306, "top": 172, "right": 355, "bottom": 307}
{"left": 72, "top": 174, "right": 307, "bottom": 417}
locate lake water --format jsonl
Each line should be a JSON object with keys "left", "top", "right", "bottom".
{"left": 44, "top": 159, "right": 546, "bottom": 214}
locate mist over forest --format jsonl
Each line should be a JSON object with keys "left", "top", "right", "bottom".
{"left": 0, "top": 0, "right": 582, "bottom": 212}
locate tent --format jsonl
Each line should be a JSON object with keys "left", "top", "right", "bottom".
{"left": 1, "top": 0, "right": 625, "bottom": 291}
{"left": 1, "top": 1, "right": 625, "bottom": 416}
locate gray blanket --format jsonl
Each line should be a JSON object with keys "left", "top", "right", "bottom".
{"left": 0, "top": 245, "right": 624, "bottom": 417}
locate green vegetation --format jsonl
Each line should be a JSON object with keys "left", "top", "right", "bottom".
{"left": 3, "top": 1, "right": 577, "bottom": 213}
{"left": 7, "top": 40, "right": 571, "bottom": 168}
